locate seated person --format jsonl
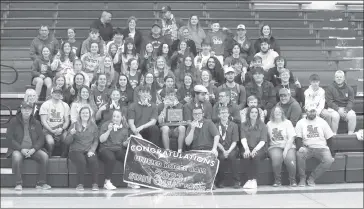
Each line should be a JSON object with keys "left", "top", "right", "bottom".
{"left": 171, "top": 26, "right": 197, "bottom": 57}
{"left": 217, "top": 66, "right": 246, "bottom": 109}
{"left": 81, "top": 42, "right": 104, "bottom": 82}
{"left": 276, "top": 88, "right": 302, "bottom": 127}
{"left": 91, "top": 74, "right": 110, "bottom": 109}
{"left": 231, "top": 59, "right": 248, "bottom": 86}
{"left": 241, "top": 106, "right": 267, "bottom": 190}
{"left": 245, "top": 56, "right": 262, "bottom": 85}
{"left": 128, "top": 86, "right": 161, "bottom": 146}
{"left": 304, "top": 74, "right": 331, "bottom": 125}
{"left": 156, "top": 76, "right": 177, "bottom": 105}
{"left": 96, "top": 89, "right": 125, "bottom": 126}
{"left": 223, "top": 43, "right": 249, "bottom": 68}
{"left": 205, "top": 21, "right": 228, "bottom": 65}
{"left": 212, "top": 89, "right": 240, "bottom": 124}
{"left": 245, "top": 67, "right": 276, "bottom": 119}
{"left": 90, "top": 56, "right": 116, "bottom": 89}
{"left": 240, "top": 95, "right": 265, "bottom": 124}
{"left": 295, "top": 105, "right": 335, "bottom": 187}
{"left": 115, "top": 74, "right": 134, "bottom": 107}
{"left": 133, "top": 72, "right": 158, "bottom": 104}
{"left": 201, "top": 56, "right": 225, "bottom": 86}
{"left": 266, "top": 56, "right": 299, "bottom": 87}
{"left": 81, "top": 27, "right": 105, "bottom": 57}
{"left": 39, "top": 87, "right": 70, "bottom": 157}
{"left": 185, "top": 107, "right": 219, "bottom": 155}
{"left": 6, "top": 101, "right": 51, "bottom": 191}
{"left": 194, "top": 39, "right": 216, "bottom": 71}
{"left": 174, "top": 55, "right": 199, "bottom": 89}
{"left": 254, "top": 39, "right": 279, "bottom": 72}
{"left": 183, "top": 85, "right": 213, "bottom": 122}
{"left": 199, "top": 69, "right": 219, "bottom": 106}
{"left": 17, "top": 88, "right": 41, "bottom": 121}
{"left": 30, "top": 25, "right": 59, "bottom": 61}
{"left": 325, "top": 70, "right": 356, "bottom": 134}
{"left": 158, "top": 88, "right": 186, "bottom": 153}
{"left": 65, "top": 71, "right": 88, "bottom": 105}
{"left": 215, "top": 107, "right": 240, "bottom": 189}
{"left": 176, "top": 73, "right": 194, "bottom": 105}
{"left": 70, "top": 85, "right": 97, "bottom": 123}
{"left": 31, "top": 46, "right": 53, "bottom": 98}
{"left": 253, "top": 24, "right": 280, "bottom": 55}
{"left": 275, "top": 68, "right": 304, "bottom": 105}
{"left": 50, "top": 41, "right": 76, "bottom": 85}
{"left": 64, "top": 106, "right": 99, "bottom": 191}
{"left": 99, "top": 109, "right": 140, "bottom": 190}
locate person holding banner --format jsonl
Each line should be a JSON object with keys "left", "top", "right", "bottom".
{"left": 158, "top": 87, "right": 186, "bottom": 153}
{"left": 185, "top": 107, "right": 219, "bottom": 156}
{"left": 215, "top": 107, "right": 240, "bottom": 189}
{"left": 240, "top": 106, "right": 268, "bottom": 190}
{"left": 99, "top": 109, "right": 140, "bottom": 190}
{"left": 183, "top": 85, "right": 213, "bottom": 122}
{"left": 128, "top": 86, "right": 161, "bottom": 146}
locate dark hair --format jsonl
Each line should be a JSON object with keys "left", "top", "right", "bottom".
{"left": 260, "top": 38, "right": 270, "bottom": 45}
{"left": 40, "top": 46, "right": 53, "bottom": 61}
{"left": 274, "top": 56, "right": 287, "bottom": 68}
{"left": 201, "top": 39, "right": 211, "bottom": 46}
{"left": 309, "top": 74, "right": 320, "bottom": 81}
{"left": 157, "top": 43, "right": 172, "bottom": 58}
{"left": 60, "top": 41, "right": 76, "bottom": 62}
{"left": 89, "top": 27, "right": 99, "bottom": 33}
{"left": 113, "top": 27, "right": 123, "bottom": 37}
{"left": 95, "top": 73, "right": 107, "bottom": 87}
{"left": 123, "top": 37, "right": 137, "bottom": 56}
{"left": 259, "top": 24, "right": 272, "bottom": 37}
{"left": 244, "top": 106, "right": 263, "bottom": 130}
{"left": 72, "top": 72, "right": 85, "bottom": 89}
{"left": 115, "top": 73, "right": 133, "bottom": 90}
{"left": 253, "top": 56, "right": 262, "bottom": 62}
{"left": 89, "top": 41, "right": 101, "bottom": 54}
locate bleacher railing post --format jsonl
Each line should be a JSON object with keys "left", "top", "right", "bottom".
{"left": 104, "top": 2, "right": 109, "bottom": 10}
{"left": 1, "top": 2, "right": 11, "bottom": 34}
{"left": 153, "top": 2, "right": 158, "bottom": 19}
{"left": 52, "top": 2, "right": 60, "bottom": 35}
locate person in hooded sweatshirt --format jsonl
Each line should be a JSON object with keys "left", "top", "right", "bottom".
{"left": 325, "top": 70, "right": 356, "bottom": 134}
{"left": 206, "top": 21, "right": 228, "bottom": 65}
{"left": 266, "top": 56, "right": 300, "bottom": 87}
{"left": 81, "top": 28, "right": 106, "bottom": 57}
{"left": 30, "top": 25, "right": 60, "bottom": 61}
{"left": 253, "top": 24, "right": 280, "bottom": 55}
{"left": 276, "top": 88, "right": 302, "bottom": 127}
{"left": 143, "top": 23, "right": 172, "bottom": 53}
{"left": 254, "top": 39, "right": 279, "bottom": 72}
{"left": 159, "top": 5, "right": 182, "bottom": 42}
{"left": 224, "top": 24, "right": 255, "bottom": 64}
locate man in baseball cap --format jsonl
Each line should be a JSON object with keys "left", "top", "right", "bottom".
{"left": 183, "top": 85, "right": 213, "bottom": 122}
{"left": 277, "top": 87, "right": 302, "bottom": 126}
{"left": 237, "top": 24, "right": 246, "bottom": 30}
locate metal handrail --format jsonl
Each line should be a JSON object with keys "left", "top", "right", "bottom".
{"left": 0, "top": 64, "right": 18, "bottom": 85}
{"left": 0, "top": 104, "right": 13, "bottom": 125}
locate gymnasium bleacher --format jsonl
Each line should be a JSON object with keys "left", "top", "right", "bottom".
{"left": 0, "top": 0, "right": 363, "bottom": 188}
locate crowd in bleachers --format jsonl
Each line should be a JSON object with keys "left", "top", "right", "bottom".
{"left": 6, "top": 7, "right": 359, "bottom": 191}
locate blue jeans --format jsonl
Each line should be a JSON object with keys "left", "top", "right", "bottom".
{"left": 296, "top": 147, "right": 334, "bottom": 180}
{"left": 12, "top": 150, "right": 49, "bottom": 185}
{"left": 268, "top": 147, "right": 296, "bottom": 181}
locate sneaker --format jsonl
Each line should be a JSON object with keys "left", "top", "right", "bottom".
{"left": 298, "top": 178, "right": 306, "bottom": 187}
{"left": 35, "top": 183, "right": 51, "bottom": 190}
{"left": 92, "top": 184, "right": 99, "bottom": 191}
{"left": 250, "top": 179, "right": 258, "bottom": 189}
{"left": 233, "top": 182, "right": 240, "bottom": 189}
{"left": 104, "top": 180, "right": 117, "bottom": 190}
{"left": 243, "top": 180, "right": 252, "bottom": 189}
{"left": 273, "top": 179, "right": 282, "bottom": 187}
{"left": 14, "top": 184, "right": 22, "bottom": 191}
{"left": 290, "top": 179, "right": 297, "bottom": 187}
{"left": 307, "top": 178, "right": 316, "bottom": 187}
{"left": 128, "top": 183, "right": 140, "bottom": 189}
{"left": 76, "top": 184, "right": 84, "bottom": 191}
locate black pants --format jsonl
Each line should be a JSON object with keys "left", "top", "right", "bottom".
{"left": 69, "top": 151, "right": 99, "bottom": 186}
{"left": 243, "top": 148, "right": 265, "bottom": 180}
{"left": 216, "top": 149, "right": 239, "bottom": 184}
{"left": 140, "top": 125, "right": 161, "bottom": 147}
{"left": 11, "top": 150, "right": 48, "bottom": 185}
{"left": 98, "top": 148, "right": 126, "bottom": 180}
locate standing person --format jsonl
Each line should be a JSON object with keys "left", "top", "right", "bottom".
{"left": 304, "top": 74, "right": 331, "bottom": 126}
{"left": 183, "top": 85, "right": 213, "bottom": 122}
{"left": 186, "top": 15, "right": 206, "bottom": 52}
{"left": 99, "top": 110, "right": 140, "bottom": 189}
{"left": 217, "top": 66, "right": 247, "bottom": 109}
{"left": 267, "top": 106, "right": 297, "bottom": 187}
{"left": 31, "top": 46, "right": 53, "bottom": 98}
{"left": 128, "top": 86, "right": 161, "bottom": 146}
{"left": 125, "top": 58, "right": 143, "bottom": 89}
{"left": 159, "top": 5, "right": 181, "bottom": 42}
{"left": 81, "top": 28, "right": 106, "bottom": 57}
{"left": 225, "top": 24, "right": 255, "bottom": 64}
{"left": 158, "top": 88, "right": 186, "bottom": 153}
{"left": 171, "top": 26, "right": 197, "bottom": 57}
{"left": 30, "top": 25, "right": 59, "bottom": 61}
{"left": 90, "top": 11, "right": 113, "bottom": 43}
{"left": 140, "top": 43, "right": 157, "bottom": 74}
{"left": 241, "top": 106, "right": 267, "bottom": 189}
{"left": 276, "top": 88, "right": 302, "bottom": 127}
{"left": 65, "top": 28, "right": 81, "bottom": 59}
{"left": 205, "top": 21, "right": 228, "bottom": 65}
{"left": 157, "top": 43, "right": 173, "bottom": 67}
{"left": 170, "top": 40, "right": 194, "bottom": 72}
{"left": 245, "top": 67, "right": 277, "bottom": 119}
{"left": 39, "top": 87, "right": 70, "bottom": 157}
{"left": 325, "top": 70, "right": 356, "bottom": 134}
{"left": 254, "top": 24, "right": 280, "bottom": 55}
{"left": 254, "top": 39, "right": 279, "bottom": 72}
{"left": 295, "top": 105, "right": 335, "bottom": 187}
{"left": 122, "top": 16, "right": 143, "bottom": 54}
{"left": 6, "top": 101, "right": 51, "bottom": 191}
{"left": 64, "top": 106, "right": 99, "bottom": 191}
{"left": 215, "top": 107, "right": 240, "bottom": 189}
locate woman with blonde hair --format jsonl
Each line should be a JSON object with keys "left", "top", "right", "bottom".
{"left": 69, "top": 85, "right": 97, "bottom": 123}
{"left": 91, "top": 55, "right": 115, "bottom": 88}
{"left": 17, "top": 88, "right": 41, "bottom": 121}
{"left": 153, "top": 56, "right": 175, "bottom": 89}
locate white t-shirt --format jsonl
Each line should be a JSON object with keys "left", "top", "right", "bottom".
{"left": 295, "top": 117, "right": 334, "bottom": 149}
{"left": 39, "top": 100, "right": 70, "bottom": 129}
{"left": 304, "top": 86, "right": 326, "bottom": 114}
{"left": 267, "top": 120, "right": 296, "bottom": 149}
{"left": 254, "top": 50, "right": 279, "bottom": 71}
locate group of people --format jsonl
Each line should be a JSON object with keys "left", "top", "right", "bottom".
{"left": 6, "top": 7, "right": 358, "bottom": 191}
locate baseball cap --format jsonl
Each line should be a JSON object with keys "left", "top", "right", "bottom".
{"left": 194, "top": 85, "right": 208, "bottom": 93}
{"left": 151, "top": 23, "right": 161, "bottom": 28}
{"left": 237, "top": 24, "right": 246, "bottom": 30}
{"left": 20, "top": 101, "right": 33, "bottom": 109}
{"left": 224, "top": 66, "right": 235, "bottom": 74}
{"left": 279, "top": 88, "right": 290, "bottom": 96}
{"left": 161, "top": 5, "right": 171, "bottom": 13}
{"left": 251, "top": 67, "right": 265, "bottom": 75}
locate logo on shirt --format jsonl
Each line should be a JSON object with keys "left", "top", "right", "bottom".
{"left": 96, "top": 95, "right": 104, "bottom": 108}
{"left": 230, "top": 90, "right": 238, "bottom": 104}
{"left": 272, "top": 128, "right": 284, "bottom": 141}
{"left": 212, "top": 36, "right": 222, "bottom": 45}
{"left": 49, "top": 109, "right": 62, "bottom": 123}
{"left": 307, "top": 125, "right": 319, "bottom": 138}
